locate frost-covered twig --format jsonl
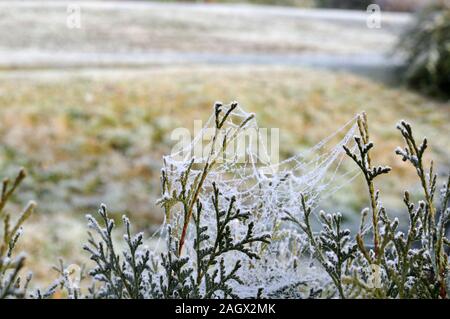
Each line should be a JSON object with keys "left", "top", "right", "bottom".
{"left": 82, "top": 205, "right": 152, "bottom": 299}
{"left": 395, "top": 120, "right": 449, "bottom": 298}
{"left": 343, "top": 112, "right": 391, "bottom": 261}
{"left": 0, "top": 169, "right": 35, "bottom": 299}
{"left": 158, "top": 102, "right": 254, "bottom": 255}
{"left": 284, "top": 113, "right": 449, "bottom": 299}
{"left": 284, "top": 194, "right": 356, "bottom": 298}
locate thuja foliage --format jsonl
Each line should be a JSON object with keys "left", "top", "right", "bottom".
{"left": 44, "top": 102, "right": 269, "bottom": 299}
{"left": 51, "top": 185, "right": 269, "bottom": 299}
{"left": 158, "top": 101, "right": 255, "bottom": 256}
{"left": 284, "top": 198, "right": 357, "bottom": 298}
{"left": 158, "top": 183, "right": 270, "bottom": 298}
{"left": 285, "top": 112, "right": 450, "bottom": 298}
{"left": 1, "top": 105, "right": 449, "bottom": 299}
{"left": 0, "top": 169, "right": 35, "bottom": 298}
{"left": 28, "top": 102, "right": 271, "bottom": 299}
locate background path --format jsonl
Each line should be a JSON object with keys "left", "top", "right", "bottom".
{"left": 0, "top": 1, "right": 410, "bottom": 81}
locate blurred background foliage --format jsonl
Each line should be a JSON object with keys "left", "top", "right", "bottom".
{"left": 159, "top": 0, "right": 439, "bottom": 11}
{"left": 398, "top": 3, "right": 450, "bottom": 98}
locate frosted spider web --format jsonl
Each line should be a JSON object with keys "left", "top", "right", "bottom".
{"left": 157, "top": 102, "right": 360, "bottom": 298}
